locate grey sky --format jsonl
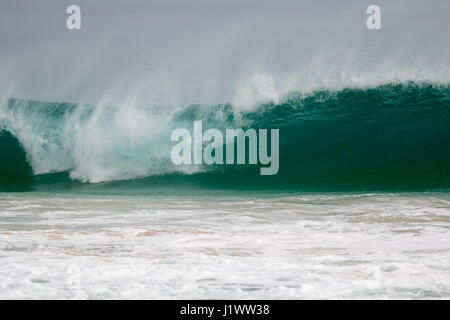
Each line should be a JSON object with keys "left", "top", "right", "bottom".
{"left": 0, "top": 0, "right": 449, "bottom": 105}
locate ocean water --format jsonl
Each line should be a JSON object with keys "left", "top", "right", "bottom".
{"left": 1, "top": 82, "right": 450, "bottom": 299}
{"left": 0, "top": 192, "right": 449, "bottom": 299}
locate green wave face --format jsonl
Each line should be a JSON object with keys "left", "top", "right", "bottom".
{"left": 0, "top": 130, "right": 32, "bottom": 190}
{"left": 1, "top": 82, "right": 450, "bottom": 194}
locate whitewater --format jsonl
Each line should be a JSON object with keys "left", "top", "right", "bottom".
{"left": 0, "top": 80, "right": 449, "bottom": 299}
{"left": 2, "top": 0, "right": 450, "bottom": 301}
{"left": 0, "top": 192, "right": 449, "bottom": 299}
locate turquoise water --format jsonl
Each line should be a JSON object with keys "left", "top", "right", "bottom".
{"left": 1, "top": 82, "right": 450, "bottom": 298}
{"left": 1, "top": 82, "right": 450, "bottom": 194}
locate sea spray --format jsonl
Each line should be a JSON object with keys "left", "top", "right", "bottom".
{"left": 1, "top": 82, "right": 449, "bottom": 191}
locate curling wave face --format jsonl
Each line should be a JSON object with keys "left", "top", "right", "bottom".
{"left": 1, "top": 81, "right": 449, "bottom": 193}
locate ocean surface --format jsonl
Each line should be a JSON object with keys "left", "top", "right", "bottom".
{"left": 1, "top": 82, "right": 450, "bottom": 299}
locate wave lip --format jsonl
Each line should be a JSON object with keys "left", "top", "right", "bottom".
{"left": 1, "top": 81, "right": 450, "bottom": 192}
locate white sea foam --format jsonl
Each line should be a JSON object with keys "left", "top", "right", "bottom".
{"left": 231, "top": 54, "right": 450, "bottom": 113}
{"left": 0, "top": 193, "right": 449, "bottom": 299}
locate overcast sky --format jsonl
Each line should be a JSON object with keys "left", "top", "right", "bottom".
{"left": 0, "top": 0, "right": 449, "bottom": 105}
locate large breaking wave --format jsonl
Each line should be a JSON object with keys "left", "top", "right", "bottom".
{"left": 1, "top": 81, "right": 450, "bottom": 193}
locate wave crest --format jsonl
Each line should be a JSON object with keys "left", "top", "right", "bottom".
{"left": 1, "top": 81, "right": 449, "bottom": 191}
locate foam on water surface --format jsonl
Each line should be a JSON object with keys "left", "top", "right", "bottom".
{"left": 0, "top": 193, "right": 449, "bottom": 299}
